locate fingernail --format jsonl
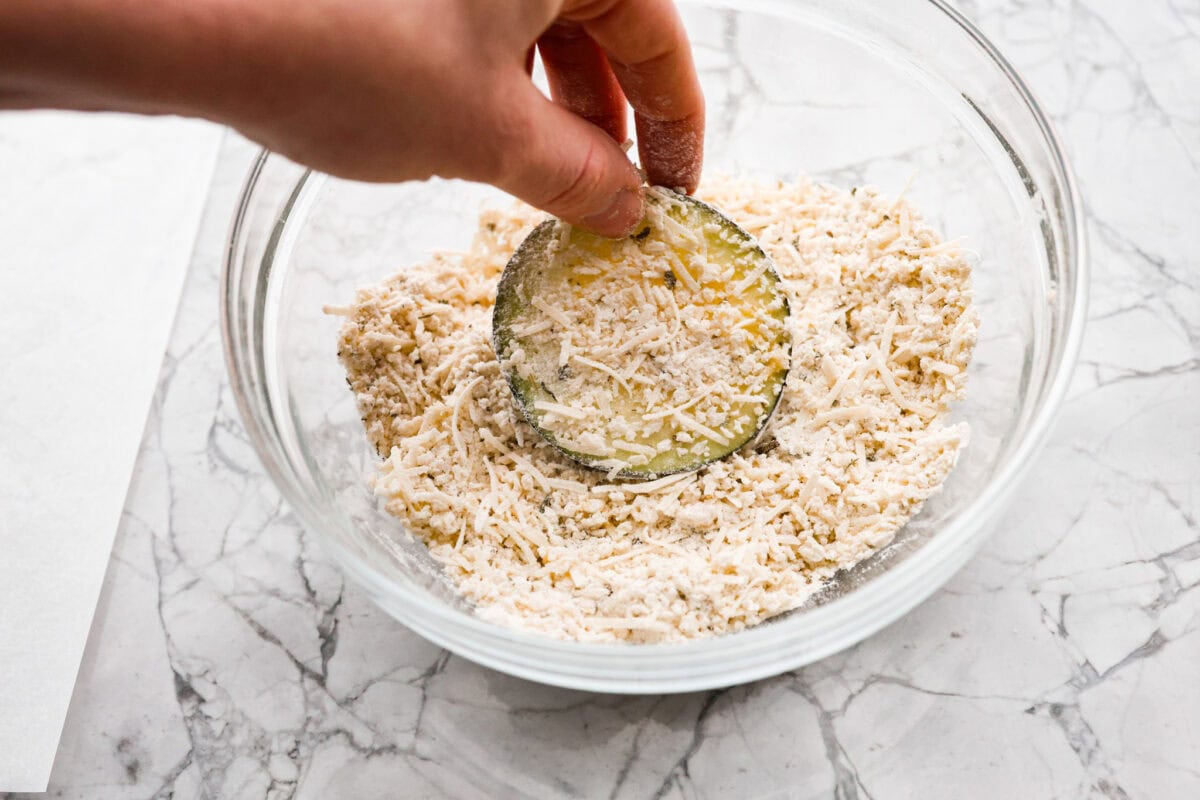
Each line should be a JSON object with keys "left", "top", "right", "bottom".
{"left": 580, "top": 188, "right": 644, "bottom": 238}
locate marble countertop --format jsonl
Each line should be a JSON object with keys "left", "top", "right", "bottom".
{"left": 7, "top": 1, "right": 1199, "bottom": 797}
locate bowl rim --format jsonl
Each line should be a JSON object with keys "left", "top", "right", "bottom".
{"left": 220, "top": 0, "right": 1088, "bottom": 692}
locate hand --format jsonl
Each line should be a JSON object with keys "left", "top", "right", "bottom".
{"left": 0, "top": 0, "right": 706, "bottom": 236}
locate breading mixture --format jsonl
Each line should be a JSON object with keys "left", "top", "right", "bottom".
{"left": 331, "top": 175, "right": 978, "bottom": 642}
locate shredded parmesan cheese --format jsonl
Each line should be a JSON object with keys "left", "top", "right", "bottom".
{"left": 335, "top": 175, "right": 978, "bottom": 642}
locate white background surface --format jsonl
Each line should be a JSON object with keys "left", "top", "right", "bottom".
{"left": 1, "top": 0, "right": 1198, "bottom": 796}
{"left": 0, "top": 113, "right": 221, "bottom": 792}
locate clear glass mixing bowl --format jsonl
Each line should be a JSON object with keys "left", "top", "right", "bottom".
{"left": 221, "top": 0, "right": 1086, "bottom": 693}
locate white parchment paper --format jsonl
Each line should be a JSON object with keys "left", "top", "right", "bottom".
{"left": 0, "top": 112, "right": 222, "bottom": 792}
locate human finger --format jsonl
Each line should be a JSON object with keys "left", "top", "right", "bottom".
{"left": 489, "top": 80, "right": 644, "bottom": 236}
{"left": 536, "top": 23, "right": 627, "bottom": 143}
{"left": 563, "top": 0, "right": 704, "bottom": 192}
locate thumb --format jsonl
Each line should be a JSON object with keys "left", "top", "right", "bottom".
{"left": 489, "top": 85, "right": 644, "bottom": 237}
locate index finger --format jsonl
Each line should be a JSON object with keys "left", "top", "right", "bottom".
{"left": 562, "top": 0, "right": 705, "bottom": 192}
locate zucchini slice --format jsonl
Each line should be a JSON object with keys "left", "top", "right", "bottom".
{"left": 493, "top": 187, "right": 790, "bottom": 479}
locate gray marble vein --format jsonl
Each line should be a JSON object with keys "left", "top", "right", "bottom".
{"left": 6, "top": 0, "right": 1198, "bottom": 798}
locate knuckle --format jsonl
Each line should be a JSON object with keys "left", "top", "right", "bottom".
{"left": 477, "top": 96, "right": 539, "bottom": 186}
{"left": 544, "top": 137, "right": 610, "bottom": 213}
{"left": 563, "top": 0, "right": 621, "bottom": 22}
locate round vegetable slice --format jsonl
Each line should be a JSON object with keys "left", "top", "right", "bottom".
{"left": 493, "top": 187, "right": 791, "bottom": 479}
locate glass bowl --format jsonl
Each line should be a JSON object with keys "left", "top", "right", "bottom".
{"left": 221, "top": 0, "right": 1086, "bottom": 693}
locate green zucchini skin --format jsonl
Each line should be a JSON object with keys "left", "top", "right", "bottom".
{"left": 493, "top": 188, "right": 791, "bottom": 480}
